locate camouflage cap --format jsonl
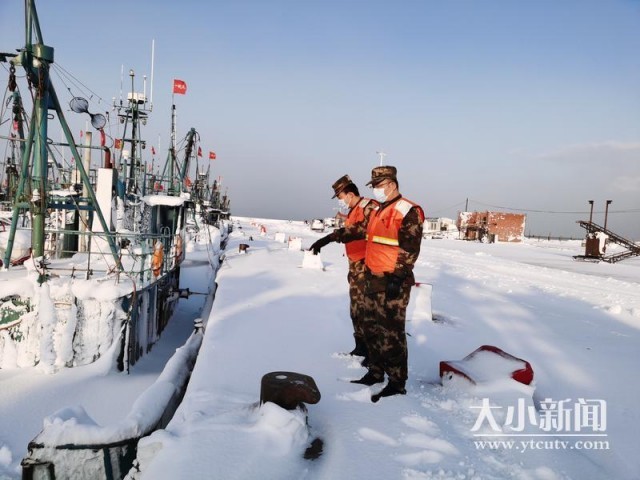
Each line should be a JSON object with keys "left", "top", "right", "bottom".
{"left": 366, "top": 165, "right": 397, "bottom": 187}
{"left": 331, "top": 174, "right": 355, "bottom": 198}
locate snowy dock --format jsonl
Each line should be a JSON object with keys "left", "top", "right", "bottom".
{"left": 129, "top": 218, "right": 640, "bottom": 480}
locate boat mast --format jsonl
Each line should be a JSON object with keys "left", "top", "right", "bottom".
{"left": 5, "top": 90, "right": 26, "bottom": 204}
{"left": 3, "top": 0, "right": 122, "bottom": 275}
{"left": 25, "top": 0, "right": 50, "bottom": 261}
{"left": 169, "top": 102, "right": 177, "bottom": 194}
{"left": 180, "top": 128, "right": 197, "bottom": 192}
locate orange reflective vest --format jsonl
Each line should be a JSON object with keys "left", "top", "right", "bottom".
{"left": 365, "top": 197, "right": 424, "bottom": 274}
{"left": 344, "top": 198, "right": 373, "bottom": 262}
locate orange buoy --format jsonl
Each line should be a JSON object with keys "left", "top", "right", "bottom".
{"left": 175, "top": 234, "right": 184, "bottom": 264}
{"left": 151, "top": 242, "right": 164, "bottom": 277}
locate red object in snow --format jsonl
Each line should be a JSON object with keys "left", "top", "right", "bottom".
{"left": 439, "top": 345, "right": 534, "bottom": 386}
{"left": 10, "top": 250, "right": 32, "bottom": 267}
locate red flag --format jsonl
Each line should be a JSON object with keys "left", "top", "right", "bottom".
{"left": 172, "top": 79, "right": 187, "bottom": 95}
{"left": 80, "top": 130, "right": 84, "bottom": 137}
{"left": 151, "top": 146, "right": 156, "bottom": 155}
{"left": 197, "top": 146, "right": 202, "bottom": 157}
{"left": 12, "top": 121, "right": 18, "bottom": 131}
{"left": 115, "top": 139, "right": 123, "bottom": 149}
{"left": 99, "top": 129, "right": 106, "bottom": 147}
{"left": 209, "top": 151, "right": 216, "bottom": 160}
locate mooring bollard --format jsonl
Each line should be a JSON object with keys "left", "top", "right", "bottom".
{"left": 259, "top": 371, "right": 323, "bottom": 460}
{"left": 260, "top": 371, "right": 321, "bottom": 411}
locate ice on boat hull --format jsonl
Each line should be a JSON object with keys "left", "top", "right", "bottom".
{"left": 0, "top": 267, "right": 181, "bottom": 371}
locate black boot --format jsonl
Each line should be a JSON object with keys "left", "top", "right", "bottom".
{"left": 351, "top": 371, "right": 384, "bottom": 386}
{"left": 371, "top": 382, "right": 406, "bottom": 403}
{"left": 349, "top": 338, "right": 367, "bottom": 357}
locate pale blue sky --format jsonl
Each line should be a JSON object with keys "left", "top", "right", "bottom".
{"left": 1, "top": 0, "right": 639, "bottom": 238}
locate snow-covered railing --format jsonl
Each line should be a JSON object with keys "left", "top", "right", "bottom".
{"left": 12, "top": 227, "right": 178, "bottom": 282}
{"left": 21, "top": 326, "right": 205, "bottom": 480}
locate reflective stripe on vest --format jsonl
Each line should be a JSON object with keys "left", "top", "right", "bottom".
{"left": 344, "top": 198, "right": 371, "bottom": 262}
{"left": 365, "top": 198, "right": 421, "bottom": 274}
{"left": 369, "top": 235, "right": 399, "bottom": 246}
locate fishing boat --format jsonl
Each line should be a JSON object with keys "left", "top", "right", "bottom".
{"left": 0, "top": 0, "right": 228, "bottom": 372}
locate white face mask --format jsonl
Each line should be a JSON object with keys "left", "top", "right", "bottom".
{"left": 337, "top": 198, "right": 349, "bottom": 210}
{"left": 373, "top": 187, "right": 387, "bottom": 203}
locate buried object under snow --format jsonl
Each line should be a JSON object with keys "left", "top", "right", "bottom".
{"left": 260, "top": 371, "right": 324, "bottom": 460}
{"left": 439, "top": 345, "right": 534, "bottom": 386}
{"left": 301, "top": 250, "right": 324, "bottom": 270}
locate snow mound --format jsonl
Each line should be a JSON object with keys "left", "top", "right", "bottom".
{"left": 301, "top": 250, "right": 324, "bottom": 270}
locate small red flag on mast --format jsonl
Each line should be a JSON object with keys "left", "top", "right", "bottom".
{"left": 172, "top": 79, "right": 187, "bottom": 95}
{"left": 209, "top": 151, "right": 216, "bottom": 160}
{"left": 197, "top": 146, "right": 203, "bottom": 157}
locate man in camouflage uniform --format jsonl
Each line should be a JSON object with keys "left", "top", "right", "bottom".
{"left": 310, "top": 175, "right": 377, "bottom": 362}
{"left": 312, "top": 166, "right": 424, "bottom": 402}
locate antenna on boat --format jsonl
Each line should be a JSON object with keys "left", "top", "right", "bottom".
{"left": 149, "top": 39, "right": 155, "bottom": 110}
{"left": 119, "top": 64, "right": 124, "bottom": 106}
{"left": 376, "top": 150, "right": 387, "bottom": 166}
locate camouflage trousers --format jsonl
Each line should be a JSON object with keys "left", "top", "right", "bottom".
{"left": 362, "top": 282, "right": 412, "bottom": 386}
{"left": 347, "top": 259, "right": 367, "bottom": 342}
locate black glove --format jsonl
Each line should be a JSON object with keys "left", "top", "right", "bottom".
{"left": 385, "top": 274, "right": 403, "bottom": 299}
{"left": 309, "top": 234, "right": 332, "bottom": 255}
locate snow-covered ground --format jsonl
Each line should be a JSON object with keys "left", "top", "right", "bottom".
{"left": 1, "top": 217, "right": 638, "bottom": 479}
{"left": 130, "top": 218, "right": 640, "bottom": 480}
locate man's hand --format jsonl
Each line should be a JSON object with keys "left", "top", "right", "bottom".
{"left": 385, "top": 274, "right": 403, "bottom": 299}
{"left": 309, "top": 235, "right": 332, "bottom": 255}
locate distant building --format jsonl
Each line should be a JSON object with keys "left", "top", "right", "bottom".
{"left": 423, "top": 217, "right": 458, "bottom": 238}
{"left": 457, "top": 211, "right": 526, "bottom": 243}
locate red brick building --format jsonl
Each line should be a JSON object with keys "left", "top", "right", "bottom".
{"left": 457, "top": 211, "right": 526, "bottom": 243}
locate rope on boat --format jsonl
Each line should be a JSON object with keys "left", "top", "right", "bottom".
{"left": 0, "top": 317, "right": 24, "bottom": 331}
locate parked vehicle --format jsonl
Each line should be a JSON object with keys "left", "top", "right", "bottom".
{"left": 310, "top": 219, "right": 325, "bottom": 232}
{"left": 323, "top": 217, "right": 336, "bottom": 228}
